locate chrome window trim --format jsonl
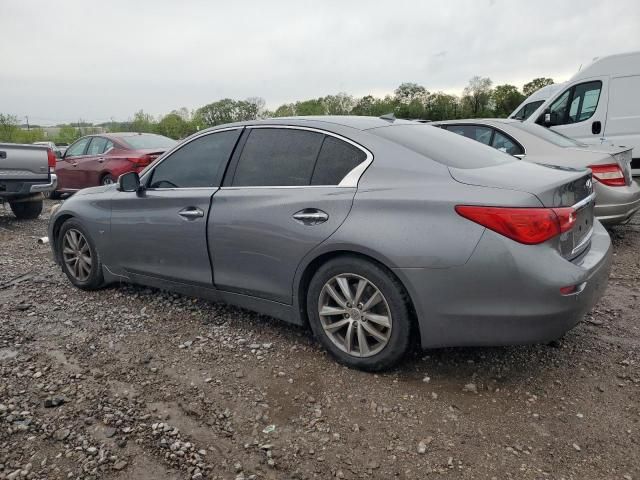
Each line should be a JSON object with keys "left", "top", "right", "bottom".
{"left": 141, "top": 126, "right": 244, "bottom": 190}
{"left": 244, "top": 124, "right": 374, "bottom": 188}
{"left": 440, "top": 122, "right": 527, "bottom": 157}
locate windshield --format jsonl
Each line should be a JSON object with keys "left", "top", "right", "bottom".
{"left": 511, "top": 122, "right": 587, "bottom": 148}
{"left": 369, "top": 124, "right": 513, "bottom": 169}
{"left": 120, "top": 134, "right": 177, "bottom": 150}
{"left": 510, "top": 100, "right": 544, "bottom": 120}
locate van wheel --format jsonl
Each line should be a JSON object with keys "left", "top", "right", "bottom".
{"left": 9, "top": 199, "right": 43, "bottom": 220}
{"left": 58, "top": 219, "right": 104, "bottom": 290}
{"left": 307, "top": 256, "right": 412, "bottom": 371}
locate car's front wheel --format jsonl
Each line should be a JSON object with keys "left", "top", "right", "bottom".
{"left": 101, "top": 174, "right": 115, "bottom": 186}
{"left": 307, "top": 256, "right": 413, "bottom": 371}
{"left": 58, "top": 219, "right": 104, "bottom": 290}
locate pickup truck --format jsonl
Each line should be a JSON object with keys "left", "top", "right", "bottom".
{"left": 0, "top": 143, "right": 57, "bottom": 219}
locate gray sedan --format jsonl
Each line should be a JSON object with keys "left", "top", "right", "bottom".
{"left": 434, "top": 119, "right": 640, "bottom": 225}
{"left": 48, "top": 116, "right": 612, "bottom": 371}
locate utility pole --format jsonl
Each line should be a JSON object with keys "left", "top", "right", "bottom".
{"left": 25, "top": 116, "right": 30, "bottom": 131}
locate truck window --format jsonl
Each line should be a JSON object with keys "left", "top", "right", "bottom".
{"left": 510, "top": 100, "right": 544, "bottom": 120}
{"left": 539, "top": 81, "right": 602, "bottom": 126}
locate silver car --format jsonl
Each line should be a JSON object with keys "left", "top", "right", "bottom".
{"left": 48, "top": 116, "right": 612, "bottom": 371}
{"left": 434, "top": 119, "right": 640, "bottom": 225}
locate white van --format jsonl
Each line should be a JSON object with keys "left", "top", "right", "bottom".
{"left": 518, "top": 51, "right": 640, "bottom": 178}
{"left": 510, "top": 82, "right": 565, "bottom": 121}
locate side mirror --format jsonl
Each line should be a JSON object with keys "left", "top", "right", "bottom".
{"left": 118, "top": 171, "right": 142, "bottom": 194}
{"left": 55, "top": 150, "right": 62, "bottom": 159}
{"left": 513, "top": 154, "right": 526, "bottom": 160}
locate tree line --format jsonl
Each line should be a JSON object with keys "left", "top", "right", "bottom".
{"left": 0, "top": 76, "right": 554, "bottom": 144}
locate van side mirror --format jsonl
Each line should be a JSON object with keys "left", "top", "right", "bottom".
{"left": 118, "top": 171, "right": 142, "bottom": 194}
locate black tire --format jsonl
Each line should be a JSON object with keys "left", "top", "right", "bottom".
{"left": 48, "top": 191, "right": 63, "bottom": 200}
{"left": 306, "top": 256, "right": 413, "bottom": 371}
{"left": 9, "top": 199, "right": 43, "bottom": 220}
{"left": 101, "top": 174, "right": 115, "bottom": 186}
{"left": 57, "top": 219, "right": 104, "bottom": 290}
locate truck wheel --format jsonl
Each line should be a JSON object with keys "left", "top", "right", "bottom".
{"left": 9, "top": 199, "right": 43, "bottom": 220}
{"left": 48, "top": 191, "right": 63, "bottom": 200}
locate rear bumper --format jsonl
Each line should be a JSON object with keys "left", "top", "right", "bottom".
{"left": 594, "top": 181, "right": 640, "bottom": 225}
{"left": 0, "top": 174, "right": 57, "bottom": 198}
{"left": 395, "top": 221, "right": 612, "bottom": 348}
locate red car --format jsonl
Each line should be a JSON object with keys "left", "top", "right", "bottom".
{"left": 53, "top": 132, "right": 176, "bottom": 196}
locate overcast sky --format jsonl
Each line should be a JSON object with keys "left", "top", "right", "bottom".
{"left": 1, "top": 0, "right": 639, "bottom": 125}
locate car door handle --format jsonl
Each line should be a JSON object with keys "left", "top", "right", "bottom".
{"left": 97, "top": 158, "right": 105, "bottom": 163}
{"left": 178, "top": 207, "right": 204, "bottom": 219}
{"left": 71, "top": 162, "right": 78, "bottom": 167}
{"left": 292, "top": 208, "right": 329, "bottom": 225}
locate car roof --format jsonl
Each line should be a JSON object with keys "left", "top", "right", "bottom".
{"left": 202, "top": 115, "right": 417, "bottom": 133}
{"left": 434, "top": 118, "right": 521, "bottom": 127}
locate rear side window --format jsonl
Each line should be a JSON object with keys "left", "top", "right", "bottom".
{"left": 369, "top": 124, "right": 512, "bottom": 169}
{"left": 491, "top": 131, "right": 523, "bottom": 156}
{"left": 86, "top": 137, "right": 108, "bottom": 155}
{"left": 445, "top": 125, "right": 493, "bottom": 145}
{"left": 149, "top": 129, "right": 241, "bottom": 188}
{"left": 232, "top": 129, "right": 324, "bottom": 186}
{"left": 311, "top": 136, "right": 367, "bottom": 185}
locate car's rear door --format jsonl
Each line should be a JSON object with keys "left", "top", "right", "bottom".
{"left": 209, "top": 126, "right": 371, "bottom": 304}
{"left": 108, "top": 128, "right": 242, "bottom": 286}
{"left": 82, "top": 136, "right": 110, "bottom": 186}
{"left": 57, "top": 137, "right": 91, "bottom": 190}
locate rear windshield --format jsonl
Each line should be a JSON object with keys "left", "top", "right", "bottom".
{"left": 368, "top": 124, "right": 513, "bottom": 169}
{"left": 510, "top": 122, "right": 586, "bottom": 148}
{"left": 119, "top": 134, "right": 177, "bottom": 150}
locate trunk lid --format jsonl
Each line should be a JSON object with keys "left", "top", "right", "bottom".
{"left": 449, "top": 161, "right": 595, "bottom": 259}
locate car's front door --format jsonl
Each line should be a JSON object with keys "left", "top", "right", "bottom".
{"left": 210, "top": 126, "right": 371, "bottom": 304}
{"left": 57, "top": 137, "right": 91, "bottom": 190}
{"left": 108, "top": 128, "right": 242, "bottom": 286}
{"left": 83, "top": 136, "right": 111, "bottom": 186}
{"left": 539, "top": 79, "right": 608, "bottom": 144}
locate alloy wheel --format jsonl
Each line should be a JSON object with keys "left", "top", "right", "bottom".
{"left": 62, "top": 229, "right": 92, "bottom": 282}
{"left": 318, "top": 273, "right": 392, "bottom": 357}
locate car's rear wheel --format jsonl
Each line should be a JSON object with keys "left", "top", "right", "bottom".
{"left": 9, "top": 199, "right": 43, "bottom": 219}
{"left": 58, "top": 219, "right": 104, "bottom": 290}
{"left": 307, "top": 256, "right": 412, "bottom": 371}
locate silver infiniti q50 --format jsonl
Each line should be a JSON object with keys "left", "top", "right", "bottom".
{"left": 49, "top": 116, "right": 612, "bottom": 371}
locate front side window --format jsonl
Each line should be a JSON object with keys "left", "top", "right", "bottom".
{"left": 541, "top": 81, "right": 602, "bottom": 126}
{"left": 86, "top": 137, "right": 108, "bottom": 155}
{"left": 446, "top": 125, "right": 493, "bottom": 145}
{"left": 491, "top": 131, "right": 523, "bottom": 156}
{"left": 232, "top": 129, "right": 324, "bottom": 186}
{"left": 148, "top": 129, "right": 241, "bottom": 188}
{"left": 65, "top": 138, "right": 90, "bottom": 157}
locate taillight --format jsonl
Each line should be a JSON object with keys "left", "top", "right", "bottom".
{"left": 589, "top": 163, "right": 625, "bottom": 187}
{"left": 47, "top": 148, "right": 56, "bottom": 173}
{"left": 128, "top": 154, "right": 152, "bottom": 167}
{"left": 455, "top": 205, "right": 576, "bottom": 245}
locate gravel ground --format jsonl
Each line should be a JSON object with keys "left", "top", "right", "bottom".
{"left": 0, "top": 199, "right": 639, "bottom": 480}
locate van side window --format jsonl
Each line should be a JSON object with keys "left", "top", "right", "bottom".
{"left": 541, "top": 81, "right": 602, "bottom": 126}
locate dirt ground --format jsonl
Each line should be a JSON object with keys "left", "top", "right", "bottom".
{"left": 1, "top": 199, "right": 638, "bottom": 480}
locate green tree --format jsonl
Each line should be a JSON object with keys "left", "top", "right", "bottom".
{"left": 492, "top": 84, "right": 525, "bottom": 117}
{"left": 156, "top": 113, "right": 188, "bottom": 139}
{"left": 294, "top": 99, "right": 325, "bottom": 116}
{"left": 55, "top": 124, "right": 81, "bottom": 144}
{"left": 461, "top": 76, "right": 493, "bottom": 117}
{"left": 0, "top": 114, "right": 20, "bottom": 142}
{"left": 273, "top": 103, "right": 296, "bottom": 117}
{"left": 322, "top": 93, "right": 354, "bottom": 115}
{"left": 394, "top": 83, "right": 429, "bottom": 105}
{"left": 522, "top": 77, "right": 554, "bottom": 97}
{"left": 131, "top": 110, "right": 155, "bottom": 133}
{"left": 426, "top": 92, "right": 460, "bottom": 121}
